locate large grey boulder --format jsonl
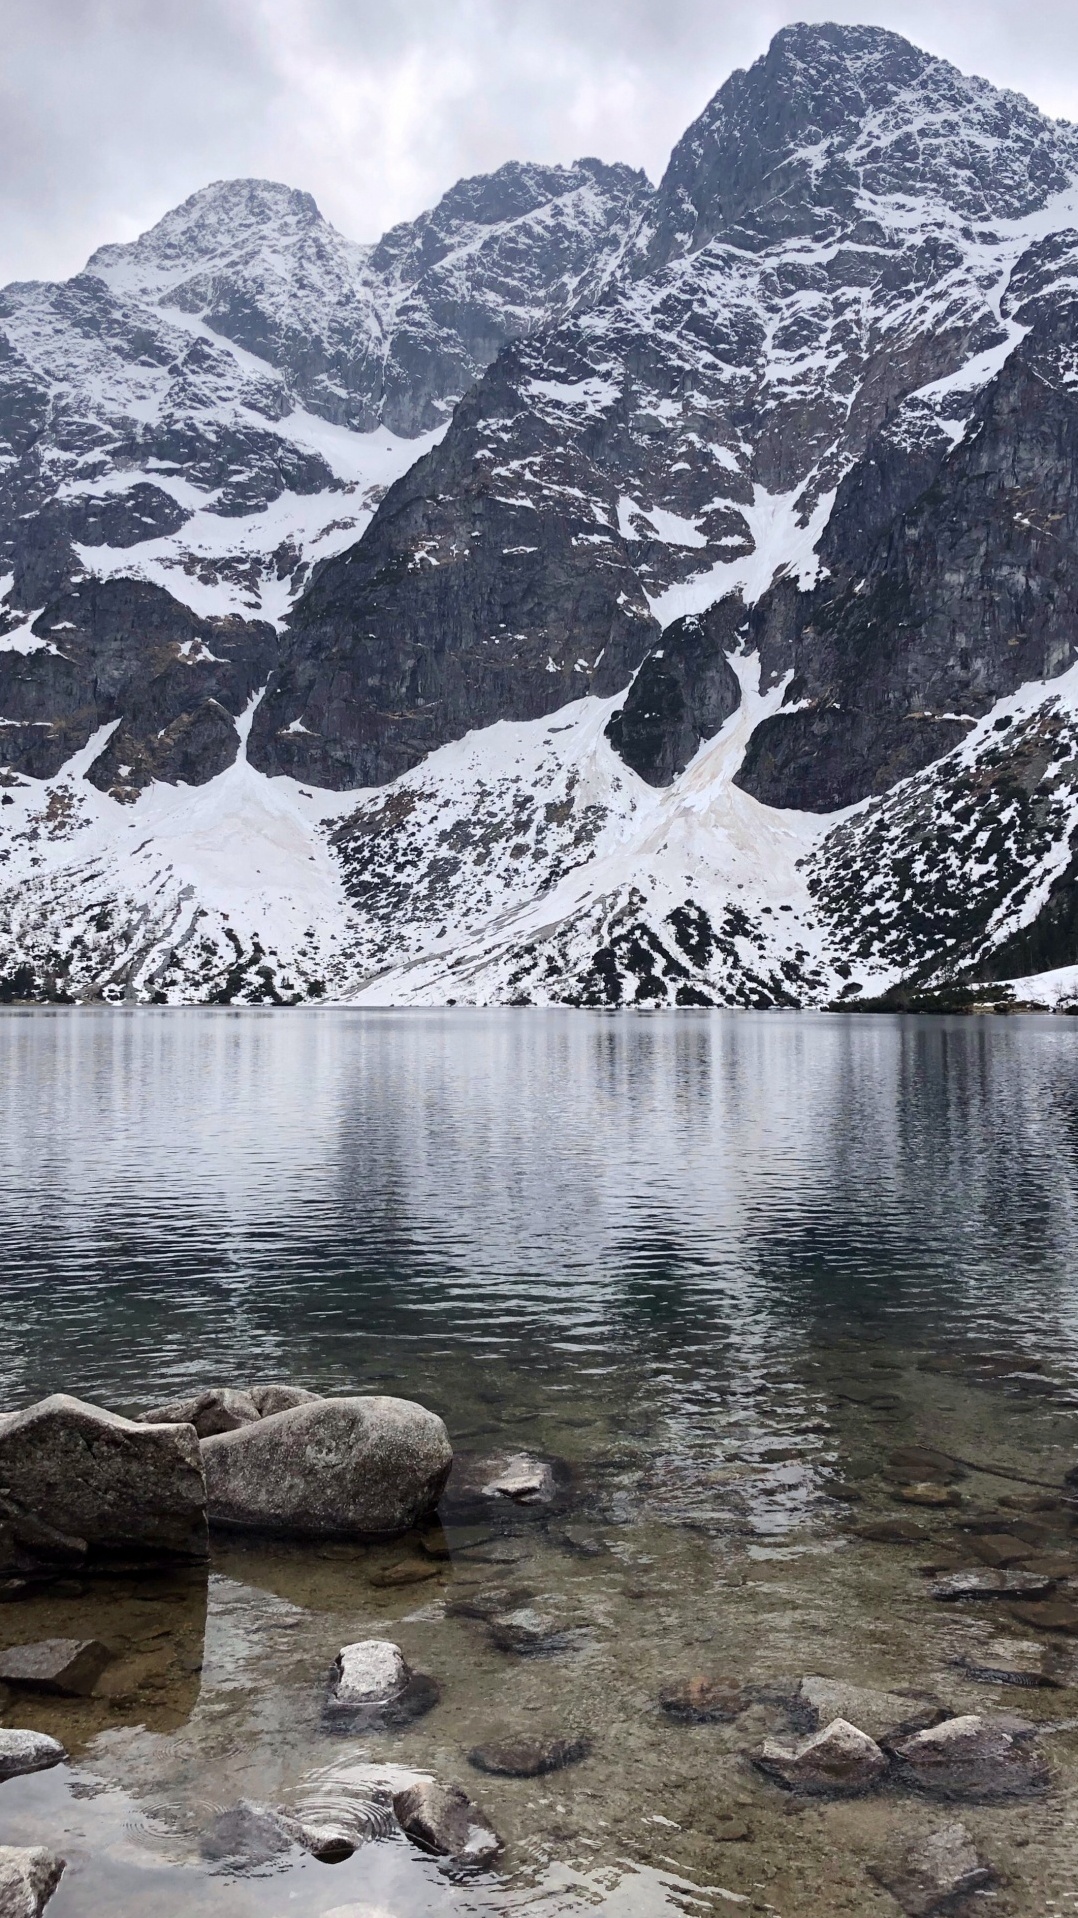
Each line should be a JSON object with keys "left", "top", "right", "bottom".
{"left": 0, "top": 1847, "right": 65, "bottom": 1918}
{"left": 201, "top": 1396, "right": 452, "bottom": 1538}
{"left": 0, "top": 1396, "right": 206, "bottom": 1563}
{"left": 0, "top": 1731, "right": 65, "bottom": 1781}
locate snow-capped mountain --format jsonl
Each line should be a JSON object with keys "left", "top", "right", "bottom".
{"left": 5, "top": 22, "right": 1078, "bottom": 1010}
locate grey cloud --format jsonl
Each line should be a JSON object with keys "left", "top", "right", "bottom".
{"left": 3, "top": 0, "right": 1078, "bottom": 285}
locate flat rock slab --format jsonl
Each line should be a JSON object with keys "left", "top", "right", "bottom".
{"left": 956, "top": 1636, "right": 1060, "bottom": 1687}
{"left": 0, "top": 1394, "right": 206, "bottom": 1563}
{"left": 0, "top": 1846, "right": 65, "bottom": 1918}
{"left": 754, "top": 1717, "right": 888, "bottom": 1796}
{"left": 930, "top": 1570, "right": 1056, "bottom": 1601}
{"left": 446, "top": 1585, "right": 533, "bottom": 1622}
{"left": 793, "top": 1677, "right": 944, "bottom": 1742}
{"left": 392, "top": 1779, "right": 502, "bottom": 1866}
{"left": 898, "top": 1484, "right": 962, "bottom": 1508}
{"left": 0, "top": 1639, "right": 111, "bottom": 1696}
{"left": 0, "top": 1730, "right": 66, "bottom": 1780}
{"left": 852, "top": 1521, "right": 926, "bottom": 1545}
{"left": 468, "top": 1735, "right": 591, "bottom": 1777}
{"left": 660, "top": 1676, "right": 750, "bottom": 1723}
{"left": 970, "top": 1534, "right": 1033, "bottom": 1568}
{"left": 369, "top": 1558, "right": 442, "bottom": 1588}
{"left": 482, "top": 1456, "right": 556, "bottom": 1504}
{"left": 202, "top": 1396, "right": 452, "bottom": 1538}
{"left": 869, "top": 1819, "right": 995, "bottom": 1916}
{"left": 1009, "top": 1597, "right": 1078, "bottom": 1634}
{"left": 888, "top": 1714, "right": 1048, "bottom": 1798}
{"left": 324, "top": 1639, "right": 439, "bottom": 1731}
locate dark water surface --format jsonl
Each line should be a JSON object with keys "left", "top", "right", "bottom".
{"left": 3, "top": 1008, "right": 1078, "bottom": 1916}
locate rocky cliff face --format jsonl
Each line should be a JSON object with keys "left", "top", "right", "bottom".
{"left": 6, "top": 24, "right": 1078, "bottom": 1007}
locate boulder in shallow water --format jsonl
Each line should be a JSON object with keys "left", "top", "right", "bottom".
{"left": 482, "top": 1456, "right": 556, "bottom": 1503}
{"left": 0, "top": 1847, "right": 65, "bottom": 1918}
{"left": 754, "top": 1718, "right": 888, "bottom": 1796}
{"left": 392, "top": 1778, "right": 502, "bottom": 1865}
{"left": 487, "top": 1607, "right": 574, "bottom": 1654}
{"left": 324, "top": 1639, "right": 439, "bottom": 1730}
{"left": 887, "top": 1713, "right": 1048, "bottom": 1797}
{"left": 868, "top": 1820, "right": 995, "bottom": 1916}
{"left": 137, "top": 1388, "right": 260, "bottom": 1437}
{"left": 0, "top": 1395, "right": 206, "bottom": 1563}
{"left": 0, "top": 1731, "right": 65, "bottom": 1781}
{"left": 201, "top": 1396, "right": 451, "bottom": 1538}
{"left": 0, "top": 1638, "right": 111, "bottom": 1696}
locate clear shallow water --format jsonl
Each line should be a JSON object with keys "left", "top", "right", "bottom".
{"left": 3, "top": 1008, "right": 1078, "bottom": 1915}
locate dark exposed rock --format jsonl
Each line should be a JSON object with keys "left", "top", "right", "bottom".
{"left": 606, "top": 604, "right": 744, "bottom": 786}
{"left": 753, "top": 1717, "right": 889, "bottom": 1795}
{"left": 887, "top": 1713, "right": 1048, "bottom": 1797}
{"left": 201, "top": 1395, "right": 452, "bottom": 1537}
{"left": 0, "top": 1638, "right": 111, "bottom": 1696}
{"left": 868, "top": 1820, "right": 995, "bottom": 1916}
{"left": 0, "top": 1394, "right": 207, "bottom": 1565}
{"left": 0, "top": 1731, "right": 66, "bottom": 1780}
{"left": 392, "top": 1778, "right": 502, "bottom": 1866}
{"left": 468, "top": 1733, "right": 591, "bottom": 1777}
{"left": 0, "top": 1845, "right": 65, "bottom": 1918}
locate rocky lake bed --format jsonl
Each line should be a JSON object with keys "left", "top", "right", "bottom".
{"left": 3, "top": 1351, "right": 1078, "bottom": 1917}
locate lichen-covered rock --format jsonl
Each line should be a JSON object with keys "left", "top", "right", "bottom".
{"left": 392, "top": 1779, "right": 502, "bottom": 1866}
{"left": 0, "top": 1396, "right": 206, "bottom": 1563}
{"left": 754, "top": 1717, "right": 889, "bottom": 1796}
{"left": 0, "top": 1848, "right": 65, "bottom": 1918}
{"left": 0, "top": 1730, "right": 66, "bottom": 1780}
{"left": 869, "top": 1821, "right": 995, "bottom": 1916}
{"left": 888, "top": 1713, "right": 1049, "bottom": 1797}
{"left": 201, "top": 1396, "right": 451, "bottom": 1537}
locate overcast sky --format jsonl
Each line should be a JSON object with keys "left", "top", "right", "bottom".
{"left": 4, "top": 0, "right": 1078, "bottom": 286}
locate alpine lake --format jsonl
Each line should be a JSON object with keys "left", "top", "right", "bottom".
{"left": 3, "top": 1006, "right": 1078, "bottom": 1918}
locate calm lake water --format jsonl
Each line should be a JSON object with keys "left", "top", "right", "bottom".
{"left": 3, "top": 1007, "right": 1078, "bottom": 1916}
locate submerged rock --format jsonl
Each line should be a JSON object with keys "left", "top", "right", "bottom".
{"left": 930, "top": 1569, "right": 1055, "bottom": 1601}
{"left": 369, "top": 1557, "right": 442, "bottom": 1588}
{"left": 487, "top": 1607, "right": 574, "bottom": 1654}
{"left": 201, "top": 1396, "right": 452, "bottom": 1538}
{"left": 137, "top": 1388, "right": 260, "bottom": 1437}
{"left": 1009, "top": 1596, "right": 1078, "bottom": 1634}
{"left": 660, "top": 1676, "right": 750, "bottom": 1723}
{"left": 0, "top": 1638, "right": 111, "bottom": 1696}
{"left": 955, "top": 1636, "right": 1060, "bottom": 1686}
{"left": 468, "top": 1734, "right": 591, "bottom": 1776}
{"left": 869, "top": 1820, "right": 995, "bottom": 1916}
{"left": 482, "top": 1456, "right": 556, "bottom": 1504}
{"left": 392, "top": 1779, "right": 502, "bottom": 1866}
{"left": 0, "top": 1731, "right": 65, "bottom": 1781}
{"left": 324, "top": 1639, "right": 439, "bottom": 1730}
{"left": 793, "top": 1678, "right": 944, "bottom": 1742}
{"left": 0, "top": 1846, "right": 65, "bottom": 1917}
{"left": 754, "top": 1718, "right": 888, "bottom": 1796}
{"left": 888, "top": 1714, "right": 1048, "bottom": 1797}
{"left": 0, "top": 1395, "right": 206, "bottom": 1564}
{"left": 200, "top": 1801, "right": 301, "bottom": 1868}
{"left": 898, "top": 1484, "right": 962, "bottom": 1508}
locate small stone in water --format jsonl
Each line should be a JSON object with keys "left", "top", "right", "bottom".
{"left": 660, "top": 1676, "right": 749, "bottom": 1723}
{"left": 0, "top": 1845, "right": 65, "bottom": 1917}
{"left": 898, "top": 1484, "right": 962, "bottom": 1508}
{"left": 970, "top": 1534, "right": 1032, "bottom": 1568}
{"left": 711, "top": 1812, "right": 753, "bottom": 1841}
{"left": 794, "top": 1677, "right": 945, "bottom": 1742}
{"left": 324, "top": 1639, "right": 439, "bottom": 1729}
{"left": 956, "top": 1637, "right": 1058, "bottom": 1686}
{"left": 887, "top": 1714, "right": 1048, "bottom": 1797}
{"left": 446, "top": 1584, "right": 531, "bottom": 1621}
{"left": 468, "top": 1733, "right": 591, "bottom": 1776}
{"left": 0, "top": 1730, "right": 65, "bottom": 1780}
{"left": 369, "top": 1558, "right": 442, "bottom": 1588}
{"left": 868, "top": 1819, "right": 995, "bottom": 1915}
{"left": 0, "top": 1638, "right": 111, "bottom": 1696}
{"left": 488, "top": 1607, "right": 571, "bottom": 1654}
{"left": 852, "top": 1520, "right": 925, "bottom": 1544}
{"left": 559, "top": 1524, "right": 606, "bottom": 1555}
{"left": 393, "top": 1779, "right": 502, "bottom": 1865}
{"left": 200, "top": 1801, "right": 300, "bottom": 1867}
{"left": 930, "top": 1569, "right": 1056, "bottom": 1601}
{"left": 1009, "top": 1597, "right": 1078, "bottom": 1634}
{"left": 482, "top": 1455, "right": 556, "bottom": 1503}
